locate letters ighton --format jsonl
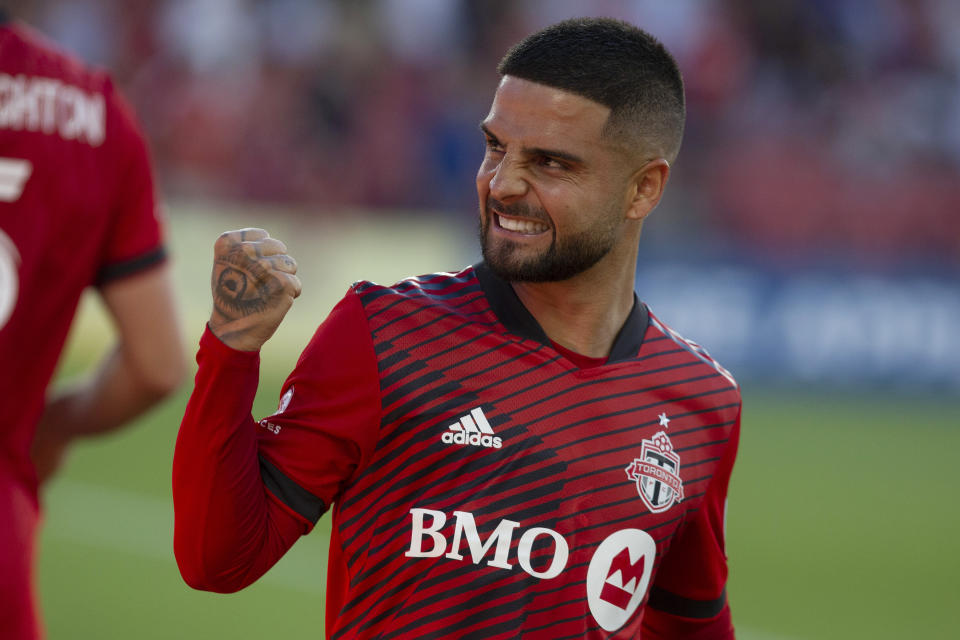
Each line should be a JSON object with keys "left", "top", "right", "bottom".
{"left": 0, "top": 74, "right": 105, "bottom": 146}
{"left": 405, "top": 508, "right": 568, "bottom": 579}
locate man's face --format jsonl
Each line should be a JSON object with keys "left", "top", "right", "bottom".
{"left": 476, "top": 76, "right": 634, "bottom": 282}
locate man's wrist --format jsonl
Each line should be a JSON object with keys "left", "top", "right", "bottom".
{"left": 206, "top": 318, "right": 265, "bottom": 352}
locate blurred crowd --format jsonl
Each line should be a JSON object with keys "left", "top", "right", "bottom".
{"left": 14, "top": 0, "right": 960, "bottom": 265}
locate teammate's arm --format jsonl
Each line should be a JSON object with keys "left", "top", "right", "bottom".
{"left": 31, "top": 263, "right": 186, "bottom": 484}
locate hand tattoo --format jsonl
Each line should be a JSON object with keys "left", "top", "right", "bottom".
{"left": 212, "top": 245, "right": 283, "bottom": 320}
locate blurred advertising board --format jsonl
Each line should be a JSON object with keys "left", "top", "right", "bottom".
{"left": 635, "top": 254, "right": 960, "bottom": 390}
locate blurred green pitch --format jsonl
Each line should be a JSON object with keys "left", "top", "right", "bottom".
{"left": 37, "top": 206, "right": 959, "bottom": 639}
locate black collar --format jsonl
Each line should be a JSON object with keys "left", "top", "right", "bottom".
{"left": 474, "top": 261, "right": 649, "bottom": 363}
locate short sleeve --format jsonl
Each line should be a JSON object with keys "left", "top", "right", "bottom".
{"left": 255, "top": 289, "right": 383, "bottom": 526}
{"left": 642, "top": 405, "right": 741, "bottom": 639}
{"left": 95, "top": 79, "right": 165, "bottom": 285}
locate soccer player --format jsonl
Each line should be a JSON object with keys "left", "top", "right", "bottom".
{"left": 174, "top": 18, "right": 740, "bottom": 639}
{"left": 0, "top": 14, "right": 185, "bottom": 639}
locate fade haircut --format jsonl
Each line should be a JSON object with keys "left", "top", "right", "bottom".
{"left": 498, "top": 17, "right": 686, "bottom": 163}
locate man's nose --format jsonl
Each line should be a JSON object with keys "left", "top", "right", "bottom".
{"left": 488, "top": 156, "right": 528, "bottom": 201}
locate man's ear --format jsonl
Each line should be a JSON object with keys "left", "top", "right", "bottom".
{"left": 626, "top": 158, "right": 670, "bottom": 221}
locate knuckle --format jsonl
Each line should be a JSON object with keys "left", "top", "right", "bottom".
{"left": 241, "top": 227, "right": 268, "bottom": 241}
{"left": 262, "top": 238, "right": 287, "bottom": 255}
{"left": 214, "top": 231, "right": 235, "bottom": 249}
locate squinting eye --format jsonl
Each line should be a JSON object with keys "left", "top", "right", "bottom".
{"left": 485, "top": 139, "right": 504, "bottom": 153}
{"left": 539, "top": 157, "right": 564, "bottom": 169}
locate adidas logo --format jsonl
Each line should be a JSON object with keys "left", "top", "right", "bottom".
{"left": 441, "top": 407, "right": 503, "bottom": 449}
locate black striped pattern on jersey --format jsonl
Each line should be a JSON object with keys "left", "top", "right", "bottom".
{"left": 327, "top": 265, "right": 739, "bottom": 639}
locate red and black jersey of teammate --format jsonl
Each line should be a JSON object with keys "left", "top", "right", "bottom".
{"left": 0, "top": 17, "right": 165, "bottom": 640}
{"left": 0, "top": 20, "right": 166, "bottom": 482}
{"left": 258, "top": 263, "right": 741, "bottom": 639}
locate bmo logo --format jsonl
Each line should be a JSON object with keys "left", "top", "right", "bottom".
{"left": 405, "top": 509, "right": 657, "bottom": 631}
{"left": 586, "top": 529, "right": 656, "bottom": 632}
{"left": 405, "top": 508, "right": 568, "bottom": 579}
{"left": 403, "top": 509, "right": 657, "bottom": 631}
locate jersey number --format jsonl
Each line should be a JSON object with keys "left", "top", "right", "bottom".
{"left": 0, "top": 157, "right": 33, "bottom": 329}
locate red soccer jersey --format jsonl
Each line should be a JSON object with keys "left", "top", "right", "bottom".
{"left": 176, "top": 264, "right": 740, "bottom": 639}
{"left": 0, "top": 19, "right": 165, "bottom": 639}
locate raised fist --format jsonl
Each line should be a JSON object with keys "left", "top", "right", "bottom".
{"left": 208, "top": 228, "right": 301, "bottom": 351}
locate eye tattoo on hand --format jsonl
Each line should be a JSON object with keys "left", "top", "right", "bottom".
{"left": 212, "top": 247, "right": 281, "bottom": 319}
{"left": 218, "top": 267, "right": 248, "bottom": 300}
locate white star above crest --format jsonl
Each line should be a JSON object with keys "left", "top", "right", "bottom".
{"left": 658, "top": 413, "right": 670, "bottom": 428}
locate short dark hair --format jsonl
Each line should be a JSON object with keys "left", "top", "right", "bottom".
{"left": 498, "top": 17, "right": 686, "bottom": 163}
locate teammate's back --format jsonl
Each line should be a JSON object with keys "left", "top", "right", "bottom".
{"left": 1, "top": 15, "right": 182, "bottom": 639}
{"left": 0, "top": 20, "right": 162, "bottom": 477}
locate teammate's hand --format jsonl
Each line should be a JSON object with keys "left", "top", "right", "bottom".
{"left": 208, "top": 228, "right": 301, "bottom": 352}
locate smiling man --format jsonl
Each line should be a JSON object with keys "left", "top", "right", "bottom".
{"left": 174, "top": 18, "right": 740, "bottom": 639}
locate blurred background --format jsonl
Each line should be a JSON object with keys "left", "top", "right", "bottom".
{"left": 10, "top": 0, "right": 958, "bottom": 638}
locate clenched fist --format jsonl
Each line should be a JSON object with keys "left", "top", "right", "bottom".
{"left": 208, "top": 228, "right": 301, "bottom": 351}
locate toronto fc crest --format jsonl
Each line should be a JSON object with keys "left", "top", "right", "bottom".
{"left": 625, "top": 431, "right": 684, "bottom": 513}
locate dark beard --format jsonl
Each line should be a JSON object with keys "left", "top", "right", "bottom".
{"left": 478, "top": 199, "right": 617, "bottom": 283}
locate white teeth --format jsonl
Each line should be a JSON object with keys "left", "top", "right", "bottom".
{"left": 497, "top": 215, "right": 548, "bottom": 234}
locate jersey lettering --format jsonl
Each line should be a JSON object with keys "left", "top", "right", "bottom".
{"left": 405, "top": 508, "right": 569, "bottom": 579}
{"left": 0, "top": 74, "right": 105, "bottom": 146}
{"left": 0, "top": 155, "right": 30, "bottom": 329}
{"left": 445, "top": 510, "right": 518, "bottom": 570}
{"left": 0, "top": 157, "right": 32, "bottom": 202}
{"left": 405, "top": 509, "right": 660, "bottom": 632}
{"left": 0, "top": 228, "right": 18, "bottom": 329}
